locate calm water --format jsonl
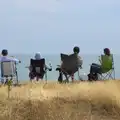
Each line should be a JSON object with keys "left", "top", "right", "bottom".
{"left": 5, "top": 54, "right": 120, "bottom": 81}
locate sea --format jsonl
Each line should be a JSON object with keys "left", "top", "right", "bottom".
{"left": 2, "top": 54, "right": 120, "bottom": 81}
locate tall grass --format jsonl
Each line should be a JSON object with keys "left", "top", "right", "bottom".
{"left": 0, "top": 80, "right": 120, "bottom": 120}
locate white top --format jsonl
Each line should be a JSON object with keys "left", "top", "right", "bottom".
{"left": 0, "top": 56, "right": 19, "bottom": 63}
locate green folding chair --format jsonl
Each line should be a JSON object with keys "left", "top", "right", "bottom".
{"left": 99, "top": 54, "right": 115, "bottom": 80}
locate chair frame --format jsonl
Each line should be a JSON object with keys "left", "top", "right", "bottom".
{"left": 0, "top": 61, "right": 18, "bottom": 85}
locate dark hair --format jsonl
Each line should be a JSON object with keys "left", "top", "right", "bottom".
{"left": 104, "top": 48, "right": 110, "bottom": 56}
{"left": 1, "top": 49, "right": 8, "bottom": 56}
{"left": 73, "top": 46, "right": 80, "bottom": 54}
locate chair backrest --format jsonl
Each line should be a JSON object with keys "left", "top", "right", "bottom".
{"left": 1, "top": 61, "right": 16, "bottom": 77}
{"left": 61, "top": 53, "right": 79, "bottom": 74}
{"left": 101, "top": 54, "right": 113, "bottom": 72}
{"left": 30, "top": 59, "right": 45, "bottom": 74}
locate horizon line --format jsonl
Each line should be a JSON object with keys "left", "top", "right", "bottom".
{"left": 10, "top": 53, "right": 120, "bottom": 55}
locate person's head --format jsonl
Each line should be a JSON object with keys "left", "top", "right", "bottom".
{"left": 35, "top": 52, "right": 41, "bottom": 60}
{"left": 73, "top": 46, "right": 80, "bottom": 54}
{"left": 104, "top": 48, "right": 110, "bottom": 56}
{"left": 1, "top": 49, "right": 8, "bottom": 56}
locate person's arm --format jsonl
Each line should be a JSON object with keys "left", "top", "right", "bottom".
{"left": 10, "top": 57, "right": 21, "bottom": 64}
{"left": 45, "top": 63, "right": 52, "bottom": 71}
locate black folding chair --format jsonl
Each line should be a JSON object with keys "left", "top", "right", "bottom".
{"left": 30, "top": 59, "right": 48, "bottom": 81}
{"left": 56, "top": 53, "right": 82, "bottom": 83}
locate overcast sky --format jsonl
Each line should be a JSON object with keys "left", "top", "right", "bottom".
{"left": 0, "top": 0, "right": 120, "bottom": 54}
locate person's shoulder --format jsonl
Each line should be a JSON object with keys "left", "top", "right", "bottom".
{"left": 6, "top": 56, "right": 19, "bottom": 62}
{"left": 77, "top": 55, "right": 82, "bottom": 59}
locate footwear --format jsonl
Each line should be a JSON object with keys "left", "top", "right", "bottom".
{"left": 58, "top": 73, "right": 63, "bottom": 83}
{"left": 56, "top": 68, "right": 61, "bottom": 71}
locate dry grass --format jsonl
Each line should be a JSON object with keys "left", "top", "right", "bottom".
{"left": 0, "top": 80, "right": 120, "bottom": 120}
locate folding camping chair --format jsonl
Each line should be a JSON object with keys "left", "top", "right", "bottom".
{"left": 30, "top": 59, "right": 48, "bottom": 81}
{"left": 56, "top": 53, "right": 82, "bottom": 83}
{"left": 99, "top": 54, "right": 115, "bottom": 80}
{"left": 1, "top": 61, "right": 19, "bottom": 85}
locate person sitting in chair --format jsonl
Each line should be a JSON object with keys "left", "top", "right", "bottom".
{"left": 28, "top": 52, "right": 41, "bottom": 73}
{"left": 57, "top": 46, "right": 83, "bottom": 82}
{"left": 69, "top": 46, "right": 83, "bottom": 81}
{"left": 88, "top": 48, "right": 112, "bottom": 81}
{"left": 0, "top": 49, "right": 20, "bottom": 63}
{"left": 73, "top": 46, "right": 83, "bottom": 67}
{"left": 29, "top": 52, "right": 52, "bottom": 81}
{"left": 0, "top": 49, "right": 21, "bottom": 84}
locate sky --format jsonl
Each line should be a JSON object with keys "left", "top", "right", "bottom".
{"left": 0, "top": 0, "right": 120, "bottom": 54}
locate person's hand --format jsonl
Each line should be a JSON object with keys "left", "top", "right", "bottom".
{"left": 80, "top": 65, "right": 82, "bottom": 69}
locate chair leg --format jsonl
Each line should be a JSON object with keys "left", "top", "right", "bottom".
{"left": 45, "top": 71, "right": 47, "bottom": 82}
{"left": 113, "top": 70, "right": 115, "bottom": 80}
{"left": 16, "top": 71, "right": 19, "bottom": 85}
{"left": 1, "top": 77, "right": 4, "bottom": 84}
{"left": 36, "top": 76, "right": 39, "bottom": 81}
{"left": 78, "top": 68, "right": 81, "bottom": 80}
{"left": 58, "top": 72, "right": 63, "bottom": 83}
{"left": 64, "top": 74, "right": 69, "bottom": 83}
{"left": 78, "top": 70, "right": 84, "bottom": 81}
{"left": 71, "top": 74, "right": 74, "bottom": 82}
{"left": 30, "top": 79, "right": 32, "bottom": 82}
{"left": 101, "top": 70, "right": 115, "bottom": 80}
